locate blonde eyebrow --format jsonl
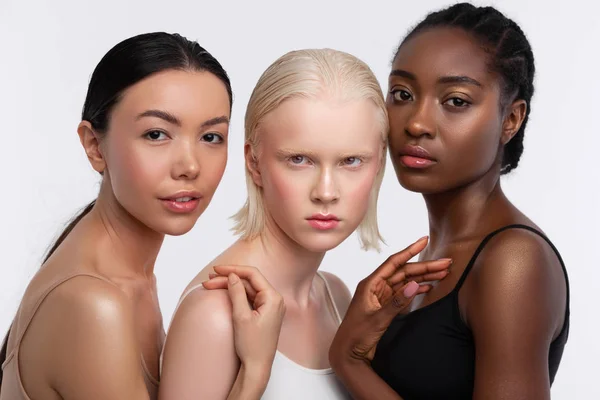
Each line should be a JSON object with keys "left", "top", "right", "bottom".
{"left": 275, "top": 148, "right": 319, "bottom": 159}
{"left": 275, "top": 148, "right": 375, "bottom": 160}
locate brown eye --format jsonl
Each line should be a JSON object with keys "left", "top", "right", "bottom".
{"left": 201, "top": 133, "right": 224, "bottom": 143}
{"left": 392, "top": 89, "right": 412, "bottom": 102}
{"left": 445, "top": 97, "right": 470, "bottom": 107}
{"left": 144, "top": 130, "right": 168, "bottom": 141}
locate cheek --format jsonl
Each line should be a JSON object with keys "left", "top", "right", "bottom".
{"left": 200, "top": 149, "right": 228, "bottom": 195}
{"left": 444, "top": 109, "right": 502, "bottom": 170}
{"left": 343, "top": 167, "right": 378, "bottom": 219}
{"left": 105, "top": 138, "right": 169, "bottom": 199}
{"left": 262, "top": 166, "right": 305, "bottom": 212}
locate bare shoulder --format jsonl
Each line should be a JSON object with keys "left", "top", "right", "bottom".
{"left": 188, "top": 240, "right": 249, "bottom": 285}
{"left": 319, "top": 271, "right": 352, "bottom": 318}
{"left": 466, "top": 226, "right": 567, "bottom": 335}
{"left": 473, "top": 226, "right": 564, "bottom": 284}
{"left": 160, "top": 287, "right": 238, "bottom": 398}
{"left": 20, "top": 276, "right": 148, "bottom": 399}
{"left": 42, "top": 275, "right": 132, "bottom": 334}
{"left": 172, "top": 286, "right": 234, "bottom": 336}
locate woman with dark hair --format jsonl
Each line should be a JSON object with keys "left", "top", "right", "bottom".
{"left": 329, "top": 4, "right": 570, "bottom": 400}
{"left": 0, "top": 32, "right": 284, "bottom": 400}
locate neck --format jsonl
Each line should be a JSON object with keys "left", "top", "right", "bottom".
{"left": 246, "top": 217, "right": 325, "bottom": 307}
{"left": 88, "top": 184, "right": 164, "bottom": 278}
{"left": 423, "top": 168, "right": 508, "bottom": 249}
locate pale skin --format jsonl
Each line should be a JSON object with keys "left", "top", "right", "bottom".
{"left": 1, "top": 69, "right": 275, "bottom": 400}
{"left": 159, "top": 95, "right": 388, "bottom": 399}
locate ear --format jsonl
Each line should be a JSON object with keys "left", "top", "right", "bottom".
{"left": 501, "top": 99, "right": 527, "bottom": 145}
{"left": 244, "top": 143, "right": 262, "bottom": 187}
{"left": 77, "top": 121, "right": 106, "bottom": 173}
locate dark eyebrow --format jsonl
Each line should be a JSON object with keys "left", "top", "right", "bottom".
{"left": 390, "top": 69, "right": 483, "bottom": 88}
{"left": 136, "top": 111, "right": 229, "bottom": 128}
{"left": 437, "top": 75, "right": 482, "bottom": 87}
{"left": 136, "top": 110, "right": 181, "bottom": 126}
{"left": 390, "top": 69, "right": 417, "bottom": 80}
{"left": 201, "top": 115, "right": 229, "bottom": 128}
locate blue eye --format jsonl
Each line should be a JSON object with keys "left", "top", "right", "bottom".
{"left": 201, "top": 133, "right": 224, "bottom": 144}
{"left": 343, "top": 157, "right": 362, "bottom": 167}
{"left": 144, "top": 130, "right": 168, "bottom": 141}
{"left": 289, "top": 155, "right": 308, "bottom": 165}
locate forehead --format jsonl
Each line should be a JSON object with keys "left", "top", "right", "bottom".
{"left": 113, "top": 69, "right": 231, "bottom": 121}
{"left": 393, "top": 27, "right": 495, "bottom": 86}
{"left": 258, "top": 97, "right": 382, "bottom": 153}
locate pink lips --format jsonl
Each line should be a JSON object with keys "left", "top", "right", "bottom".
{"left": 159, "top": 191, "right": 202, "bottom": 214}
{"left": 307, "top": 214, "right": 340, "bottom": 230}
{"left": 398, "top": 145, "right": 437, "bottom": 169}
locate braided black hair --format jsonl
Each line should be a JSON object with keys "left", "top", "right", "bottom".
{"left": 396, "top": 3, "right": 535, "bottom": 174}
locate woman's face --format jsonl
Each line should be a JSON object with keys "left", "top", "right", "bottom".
{"left": 252, "top": 96, "right": 383, "bottom": 253}
{"left": 89, "top": 69, "right": 230, "bottom": 236}
{"left": 387, "top": 27, "right": 513, "bottom": 194}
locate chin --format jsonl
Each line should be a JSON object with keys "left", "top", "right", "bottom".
{"left": 294, "top": 231, "right": 351, "bottom": 253}
{"left": 396, "top": 171, "right": 448, "bottom": 195}
{"left": 150, "top": 219, "right": 198, "bottom": 236}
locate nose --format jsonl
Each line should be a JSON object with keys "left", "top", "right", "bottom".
{"left": 405, "top": 97, "right": 436, "bottom": 139}
{"left": 310, "top": 167, "right": 340, "bottom": 204}
{"left": 171, "top": 139, "right": 200, "bottom": 180}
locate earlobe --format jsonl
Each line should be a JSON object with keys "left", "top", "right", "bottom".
{"left": 244, "top": 143, "right": 262, "bottom": 187}
{"left": 77, "top": 121, "right": 106, "bottom": 173}
{"left": 501, "top": 100, "right": 527, "bottom": 145}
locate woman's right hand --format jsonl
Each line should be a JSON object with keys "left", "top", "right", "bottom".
{"left": 330, "top": 236, "right": 451, "bottom": 368}
{"left": 202, "top": 266, "right": 285, "bottom": 386}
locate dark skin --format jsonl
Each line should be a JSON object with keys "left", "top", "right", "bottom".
{"left": 329, "top": 27, "right": 567, "bottom": 400}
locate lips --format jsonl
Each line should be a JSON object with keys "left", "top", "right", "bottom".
{"left": 307, "top": 214, "right": 340, "bottom": 231}
{"left": 160, "top": 191, "right": 202, "bottom": 202}
{"left": 159, "top": 191, "right": 202, "bottom": 213}
{"left": 397, "top": 145, "right": 437, "bottom": 169}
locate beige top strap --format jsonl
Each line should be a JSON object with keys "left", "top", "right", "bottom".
{"left": 2, "top": 272, "right": 117, "bottom": 370}
{"left": 316, "top": 272, "right": 343, "bottom": 324}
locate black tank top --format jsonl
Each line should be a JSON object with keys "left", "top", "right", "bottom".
{"left": 371, "top": 225, "right": 570, "bottom": 400}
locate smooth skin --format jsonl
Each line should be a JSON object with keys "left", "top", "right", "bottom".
{"left": 159, "top": 96, "right": 390, "bottom": 399}
{"left": 329, "top": 27, "right": 567, "bottom": 400}
{"left": 1, "top": 70, "right": 285, "bottom": 400}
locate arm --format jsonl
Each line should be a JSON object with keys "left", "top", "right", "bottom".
{"left": 159, "top": 288, "right": 242, "bottom": 400}
{"left": 39, "top": 278, "right": 150, "bottom": 400}
{"left": 467, "top": 230, "right": 567, "bottom": 400}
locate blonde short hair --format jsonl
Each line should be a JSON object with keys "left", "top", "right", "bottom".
{"left": 231, "top": 49, "right": 388, "bottom": 251}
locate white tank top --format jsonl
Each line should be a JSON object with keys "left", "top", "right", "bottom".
{"left": 260, "top": 272, "right": 351, "bottom": 400}
{"left": 163, "top": 271, "right": 351, "bottom": 399}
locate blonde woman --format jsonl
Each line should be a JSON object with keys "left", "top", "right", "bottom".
{"left": 159, "top": 49, "right": 447, "bottom": 399}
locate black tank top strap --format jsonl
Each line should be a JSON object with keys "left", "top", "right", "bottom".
{"left": 454, "top": 224, "right": 569, "bottom": 297}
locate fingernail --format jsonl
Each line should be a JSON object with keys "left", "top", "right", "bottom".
{"left": 403, "top": 281, "right": 419, "bottom": 298}
{"left": 418, "top": 236, "right": 428, "bottom": 242}
{"left": 439, "top": 258, "right": 453, "bottom": 264}
{"left": 209, "top": 273, "right": 218, "bottom": 279}
{"left": 228, "top": 274, "right": 239, "bottom": 284}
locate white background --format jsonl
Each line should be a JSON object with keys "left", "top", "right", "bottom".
{"left": 1, "top": 0, "right": 598, "bottom": 398}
